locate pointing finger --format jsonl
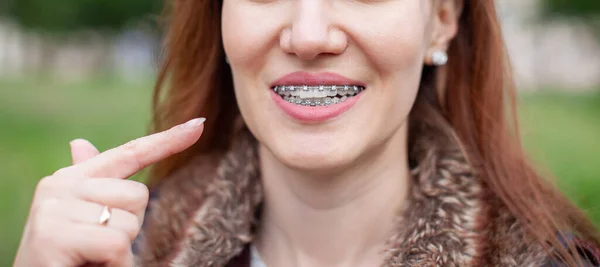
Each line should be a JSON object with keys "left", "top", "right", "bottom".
{"left": 75, "top": 118, "right": 205, "bottom": 178}
{"left": 70, "top": 139, "right": 100, "bottom": 165}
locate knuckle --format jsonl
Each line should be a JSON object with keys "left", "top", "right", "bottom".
{"left": 106, "top": 231, "right": 131, "bottom": 257}
{"left": 120, "top": 140, "right": 143, "bottom": 169}
{"left": 124, "top": 212, "right": 142, "bottom": 239}
{"left": 52, "top": 167, "right": 72, "bottom": 177}
{"left": 121, "top": 139, "right": 140, "bottom": 157}
{"left": 129, "top": 182, "right": 150, "bottom": 207}
{"left": 35, "top": 176, "right": 58, "bottom": 194}
{"left": 35, "top": 197, "right": 60, "bottom": 215}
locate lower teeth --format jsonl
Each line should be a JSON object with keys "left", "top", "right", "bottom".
{"left": 283, "top": 96, "right": 350, "bottom": 106}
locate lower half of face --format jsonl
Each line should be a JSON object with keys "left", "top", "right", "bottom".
{"left": 222, "top": 0, "right": 432, "bottom": 172}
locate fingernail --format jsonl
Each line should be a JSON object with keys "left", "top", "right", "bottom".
{"left": 69, "top": 138, "right": 87, "bottom": 146}
{"left": 183, "top": 117, "right": 206, "bottom": 129}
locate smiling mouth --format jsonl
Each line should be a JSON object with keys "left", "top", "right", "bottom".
{"left": 272, "top": 85, "right": 366, "bottom": 106}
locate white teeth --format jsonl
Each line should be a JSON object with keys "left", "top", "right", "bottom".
{"left": 327, "top": 86, "right": 337, "bottom": 97}
{"left": 274, "top": 85, "right": 364, "bottom": 98}
{"left": 296, "top": 90, "right": 330, "bottom": 98}
{"left": 298, "top": 90, "right": 309, "bottom": 99}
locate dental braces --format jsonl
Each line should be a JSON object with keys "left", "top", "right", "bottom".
{"left": 273, "top": 85, "right": 363, "bottom": 92}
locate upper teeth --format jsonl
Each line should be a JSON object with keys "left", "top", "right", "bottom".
{"left": 274, "top": 85, "right": 364, "bottom": 99}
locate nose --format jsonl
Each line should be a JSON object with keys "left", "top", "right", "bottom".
{"left": 281, "top": 0, "right": 347, "bottom": 60}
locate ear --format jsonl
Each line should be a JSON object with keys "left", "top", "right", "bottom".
{"left": 425, "top": 0, "right": 463, "bottom": 65}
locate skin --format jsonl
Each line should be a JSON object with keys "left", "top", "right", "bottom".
{"left": 222, "top": 0, "right": 461, "bottom": 266}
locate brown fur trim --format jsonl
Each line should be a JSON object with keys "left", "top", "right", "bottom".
{"left": 135, "top": 124, "right": 548, "bottom": 266}
{"left": 135, "top": 154, "right": 219, "bottom": 267}
{"left": 136, "top": 128, "right": 262, "bottom": 267}
{"left": 484, "top": 206, "right": 548, "bottom": 266}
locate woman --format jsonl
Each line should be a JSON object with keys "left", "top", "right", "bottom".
{"left": 13, "top": 0, "right": 600, "bottom": 266}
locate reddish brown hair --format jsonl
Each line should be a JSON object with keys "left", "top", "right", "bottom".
{"left": 149, "top": 1, "right": 599, "bottom": 265}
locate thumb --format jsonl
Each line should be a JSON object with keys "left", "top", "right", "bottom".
{"left": 70, "top": 139, "right": 100, "bottom": 165}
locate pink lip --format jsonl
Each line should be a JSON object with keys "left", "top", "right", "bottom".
{"left": 269, "top": 72, "right": 366, "bottom": 123}
{"left": 270, "top": 71, "right": 366, "bottom": 87}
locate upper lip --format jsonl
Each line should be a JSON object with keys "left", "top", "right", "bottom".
{"left": 270, "top": 71, "right": 366, "bottom": 88}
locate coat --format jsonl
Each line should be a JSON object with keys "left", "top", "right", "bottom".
{"left": 132, "top": 120, "right": 600, "bottom": 267}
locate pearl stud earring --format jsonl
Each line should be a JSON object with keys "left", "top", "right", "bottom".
{"left": 431, "top": 50, "right": 448, "bottom": 66}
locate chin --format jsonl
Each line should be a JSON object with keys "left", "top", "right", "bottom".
{"left": 280, "top": 151, "right": 355, "bottom": 174}
{"left": 267, "top": 132, "right": 362, "bottom": 174}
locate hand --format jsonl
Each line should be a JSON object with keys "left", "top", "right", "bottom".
{"left": 13, "top": 118, "right": 206, "bottom": 267}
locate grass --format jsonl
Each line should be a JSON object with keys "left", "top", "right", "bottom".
{"left": 519, "top": 92, "right": 600, "bottom": 221}
{"left": 0, "top": 77, "right": 599, "bottom": 265}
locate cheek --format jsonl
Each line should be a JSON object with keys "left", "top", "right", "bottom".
{"left": 375, "top": 22, "right": 428, "bottom": 96}
{"left": 222, "top": 2, "right": 269, "bottom": 125}
{"left": 222, "top": 2, "right": 257, "bottom": 62}
{"left": 353, "top": 7, "right": 429, "bottom": 115}
{"left": 335, "top": 1, "right": 430, "bottom": 101}
{"left": 221, "top": 2, "right": 287, "bottom": 117}
{"left": 221, "top": 2, "right": 284, "bottom": 73}
{"left": 359, "top": 14, "right": 429, "bottom": 79}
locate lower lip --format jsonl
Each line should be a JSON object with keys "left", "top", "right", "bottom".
{"left": 270, "top": 90, "right": 364, "bottom": 123}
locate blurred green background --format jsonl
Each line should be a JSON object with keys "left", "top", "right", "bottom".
{"left": 1, "top": 0, "right": 600, "bottom": 266}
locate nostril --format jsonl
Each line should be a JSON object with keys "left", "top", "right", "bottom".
{"left": 329, "top": 28, "right": 348, "bottom": 54}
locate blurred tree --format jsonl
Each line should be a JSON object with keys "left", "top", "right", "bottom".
{"left": 541, "top": 0, "right": 600, "bottom": 41}
{"left": 5, "top": 0, "right": 162, "bottom": 33}
{"left": 3, "top": 0, "right": 162, "bottom": 76}
{"left": 542, "top": 0, "right": 600, "bottom": 18}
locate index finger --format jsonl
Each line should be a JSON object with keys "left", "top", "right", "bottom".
{"left": 74, "top": 118, "right": 205, "bottom": 178}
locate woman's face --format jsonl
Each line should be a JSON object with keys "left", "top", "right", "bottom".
{"left": 222, "top": 0, "right": 458, "bottom": 171}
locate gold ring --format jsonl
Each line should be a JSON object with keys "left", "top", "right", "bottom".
{"left": 98, "top": 205, "right": 112, "bottom": 226}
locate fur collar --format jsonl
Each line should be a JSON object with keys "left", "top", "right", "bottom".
{"left": 134, "top": 121, "right": 550, "bottom": 266}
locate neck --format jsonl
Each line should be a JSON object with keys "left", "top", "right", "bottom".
{"left": 255, "top": 126, "right": 410, "bottom": 267}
